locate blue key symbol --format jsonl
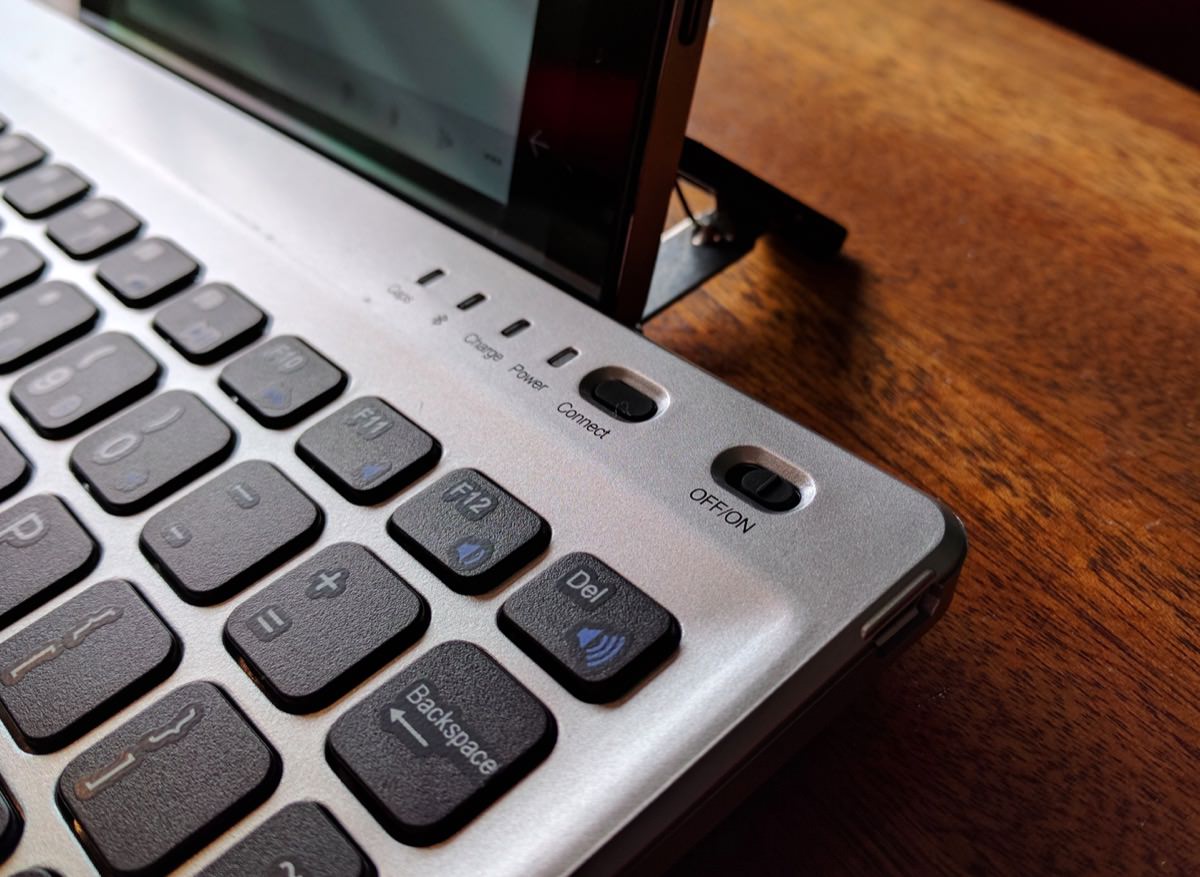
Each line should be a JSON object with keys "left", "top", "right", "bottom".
{"left": 574, "top": 625, "right": 627, "bottom": 668}
{"left": 359, "top": 461, "right": 391, "bottom": 484}
{"left": 261, "top": 385, "right": 290, "bottom": 409}
{"left": 452, "top": 537, "right": 493, "bottom": 570}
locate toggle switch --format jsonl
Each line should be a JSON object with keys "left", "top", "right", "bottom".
{"left": 725, "top": 462, "right": 801, "bottom": 512}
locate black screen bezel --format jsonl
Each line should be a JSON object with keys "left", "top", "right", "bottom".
{"left": 79, "top": 0, "right": 679, "bottom": 314}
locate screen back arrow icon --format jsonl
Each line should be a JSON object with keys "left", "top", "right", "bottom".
{"left": 529, "top": 129, "right": 549, "bottom": 158}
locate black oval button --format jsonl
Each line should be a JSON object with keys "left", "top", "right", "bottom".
{"left": 591, "top": 379, "right": 657, "bottom": 422}
{"left": 727, "top": 463, "right": 801, "bottom": 511}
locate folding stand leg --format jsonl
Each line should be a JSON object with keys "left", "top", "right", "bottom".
{"left": 641, "top": 138, "right": 848, "bottom": 323}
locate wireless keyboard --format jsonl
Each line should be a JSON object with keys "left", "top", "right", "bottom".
{"left": 0, "top": 3, "right": 965, "bottom": 875}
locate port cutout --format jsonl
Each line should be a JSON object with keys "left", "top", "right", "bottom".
{"left": 501, "top": 319, "right": 530, "bottom": 337}
{"left": 864, "top": 572, "right": 947, "bottom": 655}
{"left": 547, "top": 347, "right": 578, "bottom": 367}
{"left": 456, "top": 293, "right": 486, "bottom": 310}
{"left": 416, "top": 268, "right": 445, "bottom": 286}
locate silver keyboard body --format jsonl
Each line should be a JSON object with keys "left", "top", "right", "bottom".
{"left": 0, "top": 2, "right": 965, "bottom": 874}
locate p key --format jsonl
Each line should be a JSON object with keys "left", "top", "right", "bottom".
{"left": 0, "top": 494, "right": 98, "bottom": 629}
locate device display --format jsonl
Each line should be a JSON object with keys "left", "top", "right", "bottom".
{"left": 84, "top": 0, "right": 695, "bottom": 313}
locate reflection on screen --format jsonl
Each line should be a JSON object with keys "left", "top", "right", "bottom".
{"left": 121, "top": 0, "right": 538, "bottom": 203}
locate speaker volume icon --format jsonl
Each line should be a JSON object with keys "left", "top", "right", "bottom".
{"left": 574, "top": 626, "right": 627, "bottom": 668}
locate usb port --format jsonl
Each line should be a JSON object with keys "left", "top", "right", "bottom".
{"left": 501, "top": 319, "right": 530, "bottom": 337}
{"left": 416, "top": 268, "right": 445, "bottom": 286}
{"left": 547, "top": 347, "right": 578, "bottom": 367}
{"left": 456, "top": 293, "right": 486, "bottom": 310}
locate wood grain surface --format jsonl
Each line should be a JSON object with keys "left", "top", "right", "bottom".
{"left": 649, "top": 1, "right": 1200, "bottom": 874}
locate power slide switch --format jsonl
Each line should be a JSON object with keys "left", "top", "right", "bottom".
{"left": 726, "top": 463, "right": 801, "bottom": 512}
{"left": 590, "top": 379, "right": 656, "bottom": 422}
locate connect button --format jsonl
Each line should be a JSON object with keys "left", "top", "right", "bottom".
{"left": 590, "top": 378, "right": 657, "bottom": 422}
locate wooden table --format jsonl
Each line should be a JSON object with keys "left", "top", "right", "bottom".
{"left": 649, "top": 1, "right": 1200, "bottom": 874}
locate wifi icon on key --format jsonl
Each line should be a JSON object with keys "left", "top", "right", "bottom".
{"left": 574, "top": 625, "right": 627, "bottom": 668}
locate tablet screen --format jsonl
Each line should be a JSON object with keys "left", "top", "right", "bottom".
{"left": 84, "top": 0, "right": 681, "bottom": 307}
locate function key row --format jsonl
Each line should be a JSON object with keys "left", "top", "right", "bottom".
{"left": 0, "top": 126, "right": 273, "bottom": 390}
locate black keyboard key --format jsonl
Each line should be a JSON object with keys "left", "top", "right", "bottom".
{"left": 71, "top": 390, "right": 235, "bottom": 515}
{"left": 198, "top": 801, "right": 371, "bottom": 877}
{"left": 327, "top": 640, "right": 556, "bottom": 846}
{"left": 0, "top": 280, "right": 100, "bottom": 373}
{"left": 0, "top": 133, "right": 45, "bottom": 180}
{"left": 388, "top": 468, "right": 550, "bottom": 594}
{"left": 0, "top": 238, "right": 46, "bottom": 295}
{"left": 10, "top": 331, "right": 161, "bottom": 438}
{"left": 0, "top": 781, "right": 20, "bottom": 864}
{"left": 58, "top": 681, "right": 280, "bottom": 876}
{"left": 0, "top": 494, "right": 98, "bottom": 629}
{"left": 296, "top": 396, "right": 440, "bottom": 505}
{"left": 3, "top": 164, "right": 91, "bottom": 218}
{"left": 141, "top": 460, "right": 323, "bottom": 604}
{"left": 226, "top": 542, "right": 427, "bottom": 712}
{"left": 96, "top": 237, "right": 200, "bottom": 307}
{"left": 499, "top": 553, "right": 681, "bottom": 702}
{"left": 590, "top": 378, "right": 657, "bottom": 422}
{"left": 219, "top": 335, "right": 346, "bottom": 428}
{"left": 0, "top": 427, "right": 30, "bottom": 502}
{"left": 153, "top": 282, "right": 266, "bottom": 363}
{"left": 46, "top": 198, "right": 141, "bottom": 259}
{"left": 0, "top": 579, "right": 179, "bottom": 753}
